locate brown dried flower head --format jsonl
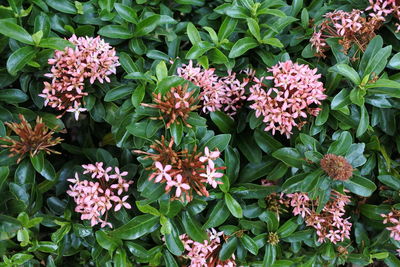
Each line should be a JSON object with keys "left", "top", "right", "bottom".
{"left": 320, "top": 154, "right": 353, "bottom": 181}
{"left": 0, "top": 114, "right": 63, "bottom": 163}
{"left": 142, "top": 84, "right": 200, "bottom": 128}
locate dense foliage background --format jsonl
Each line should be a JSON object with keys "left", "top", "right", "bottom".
{"left": 1, "top": 0, "right": 400, "bottom": 266}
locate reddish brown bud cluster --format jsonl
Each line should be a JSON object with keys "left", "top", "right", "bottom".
{"left": 320, "top": 154, "right": 353, "bottom": 181}
{"left": 142, "top": 85, "right": 200, "bottom": 128}
{"left": 0, "top": 114, "right": 63, "bottom": 163}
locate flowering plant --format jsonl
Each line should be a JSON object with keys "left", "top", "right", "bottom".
{"left": 1, "top": 0, "right": 400, "bottom": 266}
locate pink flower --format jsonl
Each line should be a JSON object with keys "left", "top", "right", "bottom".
{"left": 248, "top": 60, "right": 326, "bottom": 138}
{"left": 109, "top": 167, "right": 128, "bottom": 180}
{"left": 167, "top": 174, "right": 190, "bottom": 197}
{"left": 200, "top": 166, "right": 223, "bottom": 188}
{"left": 177, "top": 61, "right": 247, "bottom": 116}
{"left": 152, "top": 162, "right": 172, "bottom": 183}
{"left": 40, "top": 35, "right": 119, "bottom": 118}
{"left": 67, "top": 162, "right": 132, "bottom": 228}
{"left": 111, "top": 195, "right": 131, "bottom": 211}
{"left": 199, "top": 147, "right": 220, "bottom": 169}
{"left": 66, "top": 101, "right": 87, "bottom": 120}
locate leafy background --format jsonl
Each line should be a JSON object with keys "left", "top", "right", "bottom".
{"left": 1, "top": 0, "right": 400, "bottom": 266}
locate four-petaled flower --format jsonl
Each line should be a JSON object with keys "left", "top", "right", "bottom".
{"left": 167, "top": 174, "right": 190, "bottom": 197}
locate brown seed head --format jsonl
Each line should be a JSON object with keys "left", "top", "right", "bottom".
{"left": 0, "top": 114, "right": 63, "bottom": 163}
{"left": 320, "top": 154, "right": 353, "bottom": 181}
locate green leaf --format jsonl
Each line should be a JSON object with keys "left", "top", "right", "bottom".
{"left": 14, "top": 159, "right": 35, "bottom": 186}
{"left": 360, "top": 204, "right": 390, "bottom": 220}
{"left": 239, "top": 159, "right": 276, "bottom": 183}
{"left": 134, "top": 15, "right": 160, "bottom": 37}
{"left": 263, "top": 244, "right": 276, "bottom": 266}
{"left": 185, "top": 41, "right": 214, "bottom": 59}
{"left": 262, "top": 37, "right": 284, "bottom": 48}
{"left": 38, "top": 37, "right": 74, "bottom": 50}
{"left": 246, "top": 18, "right": 261, "bottom": 41}
{"left": 224, "top": 193, "right": 243, "bottom": 218}
{"left": 182, "top": 211, "right": 207, "bottom": 242}
{"left": 95, "top": 230, "right": 121, "bottom": 252}
{"left": 30, "top": 152, "right": 44, "bottom": 172}
{"left": 0, "top": 166, "right": 9, "bottom": 192}
{"left": 164, "top": 251, "right": 179, "bottom": 267}
{"left": 111, "top": 214, "right": 160, "bottom": 240}
{"left": 201, "top": 134, "right": 231, "bottom": 152}
{"left": 114, "top": 3, "right": 137, "bottom": 23}
{"left": 170, "top": 122, "right": 183, "bottom": 145}
{"left": 377, "top": 175, "right": 400, "bottom": 190}
{"left": 0, "top": 89, "right": 28, "bottom": 103}
{"left": 388, "top": 52, "right": 400, "bottom": 69}
{"left": 254, "top": 128, "right": 283, "bottom": 153}
{"left": 360, "top": 36, "right": 382, "bottom": 74}
{"left": 219, "top": 237, "right": 238, "bottom": 261}
{"left": 6, "top": 46, "right": 36, "bottom": 75}
{"left": 98, "top": 25, "right": 134, "bottom": 39}
{"left": 356, "top": 105, "right": 369, "bottom": 137}
{"left": 187, "top": 22, "right": 201, "bottom": 44}
{"left": 238, "top": 135, "right": 262, "bottom": 163}
{"left": 277, "top": 218, "right": 298, "bottom": 238}
{"left": 156, "top": 61, "right": 168, "bottom": 81}
{"left": 363, "top": 45, "right": 391, "bottom": 77}
{"left": 203, "top": 200, "right": 230, "bottom": 228}
{"left": 327, "top": 131, "right": 352, "bottom": 155}
{"left": 344, "top": 175, "right": 377, "bottom": 197}
{"left": 131, "top": 84, "right": 145, "bottom": 108}
{"left": 365, "top": 79, "right": 400, "bottom": 98}
{"left": 0, "top": 19, "right": 34, "bottom": 44}
{"left": 164, "top": 221, "right": 184, "bottom": 256}
{"left": 45, "top": 0, "right": 76, "bottom": 14}
{"left": 272, "top": 148, "right": 303, "bottom": 168}
{"left": 155, "top": 76, "right": 184, "bottom": 95}
{"left": 218, "top": 17, "right": 238, "bottom": 41}
{"left": 329, "top": 64, "right": 360, "bottom": 85}
{"left": 119, "top": 52, "right": 138, "bottom": 73}
{"left": 241, "top": 234, "right": 258, "bottom": 255}
{"left": 210, "top": 111, "right": 234, "bottom": 133}
{"left": 228, "top": 37, "right": 258, "bottom": 58}
{"left": 104, "top": 85, "right": 132, "bottom": 102}
{"left": 331, "top": 88, "right": 351, "bottom": 110}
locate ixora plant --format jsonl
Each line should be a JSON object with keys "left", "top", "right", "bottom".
{"left": 3, "top": 0, "right": 400, "bottom": 266}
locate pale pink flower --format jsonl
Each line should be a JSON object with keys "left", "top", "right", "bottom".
{"left": 151, "top": 162, "right": 172, "bottom": 183}
{"left": 382, "top": 210, "right": 400, "bottom": 241}
{"left": 200, "top": 166, "right": 224, "bottom": 188}
{"left": 179, "top": 228, "right": 236, "bottom": 267}
{"left": 199, "top": 147, "right": 220, "bottom": 169}
{"left": 109, "top": 167, "right": 128, "bottom": 180}
{"left": 40, "top": 35, "right": 119, "bottom": 118}
{"left": 167, "top": 174, "right": 190, "bottom": 197}
{"left": 67, "top": 162, "right": 132, "bottom": 228}
{"left": 248, "top": 60, "right": 326, "bottom": 138}
{"left": 177, "top": 61, "right": 247, "bottom": 116}
{"left": 66, "top": 101, "right": 87, "bottom": 120}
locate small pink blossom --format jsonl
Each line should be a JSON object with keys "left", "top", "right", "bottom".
{"left": 200, "top": 166, "right": 224, "bottom": 188}
{"left": 151, "top": 162, "right": 172, "bottom": 183}
{"left": 199, "top": 147, "right": 220, "bottom": 169}
{"left": 167, "top": 174, "right": 190, "bottom": 197}
{"left": 67, "top": 162, "right": 132, "bottom": 228}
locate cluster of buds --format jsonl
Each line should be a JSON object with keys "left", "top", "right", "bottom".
{"left": 247, "top": 60, "right": 326, "bottom": 138}
{"left": 366, "top": 0, "right": 400, "bottom": 32}
{"left": 320, "top": 154, "right": 354, "bottom": 181}
{"left": 67, "top": 162, "right": 133, "bottom": 228}
{"left": 40, "top": 35, "right": 120, "bottom": 119}
{"left": 381, "top": 209, "right": 400, "bottom": 241}
{"left": 141, "top": 85, "right": 200, "bottom": 128}
{"left": 134, "top": 137, "right": 224, "bottom": 202}
{"left": 285, "top": 191, "right": 352, "bottom": 244}
{"left": 310, "top": 9, "right": 383, "bottom": 57}
{"left": 179, "top": 228, "right": 236, "bottom": 267}
{"left": 177, "top": 60, "right": 247, "bottom": 116}
{"left": 0, "top": 114, "right": 62, "bottom": 163}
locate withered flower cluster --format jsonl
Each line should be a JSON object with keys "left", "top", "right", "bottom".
{"left": 310, "top": 9, "right": 383, "bottom": 58}
{"left": 142, "top": 85, "right": 200, "bottom": 128}
{"left": 0, "top": 114, "right": 63, "bottom": 163}
{"left": 134, "top": 136, "right": 224, "bottom": 202}
{"left": 320, "top": 154, "right": 354, "bottom": 181}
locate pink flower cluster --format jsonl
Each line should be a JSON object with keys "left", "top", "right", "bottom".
{"left": 180, "top": 228, "right": 236, "bottom": 267}
{"left": 247, "top": 60, "right": 326, "bottom": 138}
{"left": 177, "top": 61, "right": 247, "bottom": 116}
{"left": 148, "top": 147, "right": 223, "bottom": 201}
{"left": 286, "top": 191, "right": 352, "bottom": 244}
{"left": 40, "top": 35, "right": 120, "bottom": 120}
{"left": 381, "top": 209, "right": 400, "bottom": 241}
{"left": 66, "top": 162, "right": 133, "bottom": 228}
{"left": 366, "top": 0, "right": 400, "bottom": 31}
